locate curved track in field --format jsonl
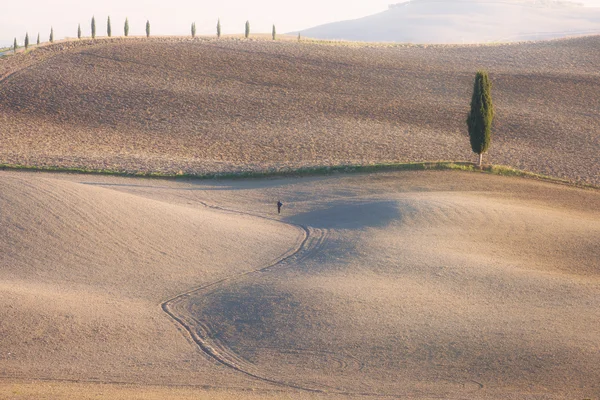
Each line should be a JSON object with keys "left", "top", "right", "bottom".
{"left": 160, "top": 199, "right": 330, "bottom": 393}
{"left": 161, "top": 200, "right": 483, "bottom": 396}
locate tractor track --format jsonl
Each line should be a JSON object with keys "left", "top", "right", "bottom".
{"left": 160, "top": 200, "right": 482, "bottom": 397}
{"left": 160, "top": 200, "right": 329, "bottom": 393}
{"left": 159, "top": 200, "right": 400, "bottom": 396}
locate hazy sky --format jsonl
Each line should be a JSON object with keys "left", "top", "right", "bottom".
{"left": 2, "top": 0, "right": 600, "bottom": 47}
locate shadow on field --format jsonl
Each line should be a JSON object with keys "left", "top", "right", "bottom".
{"left": 285, "top": 200, "right": 402, "bottom": 230}
{"left": 196, "top": 283, "right": 305, "bottom": 349}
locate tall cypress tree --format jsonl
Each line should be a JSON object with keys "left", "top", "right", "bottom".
{"left": 24, "top": 33, "right": 29, "bottom": 50}
{"left": 146, "top": 20, "right": 150, "bottom": 37}
{"left": 245, "top": 20, "right": 250, "bottom": 38}
{"left": 124, "top": 18, "right": 129, "bottom": 37}
{"left": 37, "top": 33, "right": 40, "bottom": 45}
{"left": 13, "top": 38, "right": 18, "bottom": 54}
{"left": 272, "top": 24, "right": 276, "bottom": 40}
{"left": 191, "top": 22, "right": 196, "bottom": 38}
{"left": 217, "top": 19, "right": 221, "bottom": 38}
{"left": 78, "top": 24, "right": 81, "bottom": 39}
{"left": 49, "top": 27, "right": 54, "bottom": 43}
{"left": 107, "top": 16, "right": 112, "bottom": 37}
{"left": 467, "top": 70, "right": 495, "bottom": 167}
{"left": 91, "top": 16, "right": 96, "bottom": 39}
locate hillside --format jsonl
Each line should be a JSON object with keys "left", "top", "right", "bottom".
{"left": 1, "top": 170, "right": 599, "bottom": 399}
{"left": 299, "top": 0, "right": 600, "bottom": 43}
{"left": 0, "top": 171, "right": 302, "bottom": 386}
{"left": 0, "top": 36, "right": 599, "bottom": 185}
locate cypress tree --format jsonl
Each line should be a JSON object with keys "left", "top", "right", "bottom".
{"left": 49, "top": 27, "right": 54, "bottom": 43}
{"left": 272, "top": 24, "right": 276, "bottom": 40}
{"left": 467, "top": 70, "right": 495, "bottom": 167}
{"left": 107, "top": 16, "right": 112, "bottom": 37}
{"left": 91, "top": 16, "right": 96, "bottom": 39}
{"left": 24, "top": 33, "right": 29, "bottom": 50}
{"left": 297, "top": 32, "right": 301, "bottom": 42}
{"left": 217, "top": 19, "right": 221, "bottom": 38}
{"left": 124, "top": 18, "right": 129, "bottom": 37}
{"left": 191, "top": 22, "right": 196, "bottom": 38}
{"left": 146, "top": 20, "right": 150, "bottom": 37}
{"left": 245, "top": 20, "right": 250, "bottom": 39}
{"left": 37, "top": 33, "right": 40, "bottom": 45}
{"left": 13, "top": 38, "right": 17, "bottom": 54}
{"left": 78, "top": 23, "right": 81, "bottom": 39}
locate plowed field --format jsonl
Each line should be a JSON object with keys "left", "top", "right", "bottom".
{"left": 1, "top": 36, "right": 598, "bottom": 184}
{"left": 1, "top": 170, "right": 599, "bottom": 399}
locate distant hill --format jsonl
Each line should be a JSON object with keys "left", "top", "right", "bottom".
{"left": 298, "top": 0, "right": 600, "bottom": 43}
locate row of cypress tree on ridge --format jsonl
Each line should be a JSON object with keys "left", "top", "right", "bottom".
{"left": 12, "top": 32, "right": 42, "bottom": 52}
{"left": 10, "top": 17, "right": 297, "bottom": 53}
{"left": 78, "top": 16, "right": 149, "bottom": 39}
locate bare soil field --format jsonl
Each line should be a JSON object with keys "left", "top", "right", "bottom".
{"left": 0, "top": 36, "right": 598, "bottom": 185}
{"left": 1, "top": 170, "right": 599, "bottom": 399}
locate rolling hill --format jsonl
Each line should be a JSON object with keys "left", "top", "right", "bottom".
{"left": 1, "top": 170, "right": 599, "bottom": 399}
{"left": 2, "top": 30, "right": 600, "bottom": 400}
{"left": 298, "top": 0, "right": 600, "bottom": 43}
{"left": 0, "top": 36, "right": 599, "bottom": 185}
{"left": 0, "top": 171, "right": 301, "bottom": 386}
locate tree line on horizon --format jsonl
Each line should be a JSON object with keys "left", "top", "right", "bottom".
{"left": 9, "top": 17, "right": 295, "bottom": 53}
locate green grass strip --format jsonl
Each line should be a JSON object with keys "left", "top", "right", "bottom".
{"left": 0, "top": 161, "right": 597, "bottom": 189}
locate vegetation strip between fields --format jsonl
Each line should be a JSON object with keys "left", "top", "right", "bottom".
{"left": 1, "top": 162, "right": 596, "bottom": 189}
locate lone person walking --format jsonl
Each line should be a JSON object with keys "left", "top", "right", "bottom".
{"left": 277, "top": 200, "right": 283, "bottom": 214}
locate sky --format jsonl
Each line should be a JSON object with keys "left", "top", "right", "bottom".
{"left": 2, "top": 0, "right": 600, "bottom": 47}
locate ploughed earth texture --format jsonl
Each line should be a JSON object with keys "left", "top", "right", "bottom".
{"left": 1, "top": 170, "right": 599, "bottom": 399}
{"left": 1, "top": 36, "right": 599, "bottom": 186}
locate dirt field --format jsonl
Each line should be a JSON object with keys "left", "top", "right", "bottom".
{"left": 1, "top": 36, "right": 599, "bottom": 185}
{"left": 1, "top": 170, "right": 599, "bottom": 399}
